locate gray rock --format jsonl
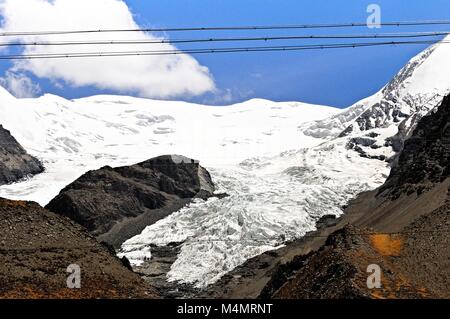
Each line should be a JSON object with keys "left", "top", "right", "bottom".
{"left": 0, "top": 124, "right": 44, "bottom": 185}
{"left": 45, "top": 155, "right": 216, "bottom": 247}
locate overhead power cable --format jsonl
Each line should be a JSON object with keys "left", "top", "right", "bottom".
{"left": 1, "top": 19, "right": 450, "bottom": 36}
{"left": 0, "top": 39, "right": 447, "bottom": 60}
{"left": 0, "top": 31, "right": 448, "bottom": 47}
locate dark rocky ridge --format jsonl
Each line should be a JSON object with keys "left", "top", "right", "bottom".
{"left": 0, "top": 124, "right": 44, "bottom": 185}
{"left": 0, "top": 198, "right": 156, "bottom": 299}
{"left": 204, "top": 94, "right": 450, "bottom": 299}
{"left": 379, "top": 94, "right": 450, "bottom": 199}
{"left": 46, "top": 155, "right": 216, "bottom": 247}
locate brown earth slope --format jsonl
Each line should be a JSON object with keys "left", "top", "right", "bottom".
{"left": 0, "top": 198, "right": 157, "bottom": 299}
{"left": 267, "top": 204, "right": 449, "bottom": 299}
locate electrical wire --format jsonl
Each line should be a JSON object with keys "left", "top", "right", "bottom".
{"left": 2, "top": 19, "right": 450, "bottom": 36}
{"left": 0, "top": 39, "right": 447, "bottom": 60}
{"left": 0, "top": 31, "right": 448, "bottom": 47}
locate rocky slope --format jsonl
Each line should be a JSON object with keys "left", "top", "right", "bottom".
{"left": 205, "top": 94, "right": 450, "bottom": 299}
{"left": 45, "top": 155, "right": 216, "bottom": 247}
{"left": 379, "top": 94, "right": 450, "bottom": 198}
{"left": 0, "top": 125, "right": 44, "bottom": 185}
{"left": 348, "top": 94, "right": 450, "bottom": 232}
{"left": 0, "top": 198, "right": 156, "bottom": 299}
{"left": 264, "top": 207, "right": 449, "bottom": 299}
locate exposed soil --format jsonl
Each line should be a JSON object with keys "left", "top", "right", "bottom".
{"left": 268, "top": 203, "right": 449, "bottom": 299}
{"left": 0, "top": 198, "right": 157, "bottom": 299}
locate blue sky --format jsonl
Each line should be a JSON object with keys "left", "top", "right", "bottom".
{"left": 1, "top": 0, "right": 450, "bottom": 107}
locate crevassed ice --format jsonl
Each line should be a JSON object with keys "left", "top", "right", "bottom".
{"left": 119, "top": 137, "right": 390, "bottom": 288}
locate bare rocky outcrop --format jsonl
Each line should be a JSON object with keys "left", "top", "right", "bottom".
{"left": 45, "top": 155, "right": 217, "bottom": 247}
{"left": 0, "top": 124, "right": 44, "bottom": 185}
{"left": 379, "top": 94, "right": 450, "bottom": 199}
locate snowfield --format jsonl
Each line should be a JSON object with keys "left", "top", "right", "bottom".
{"left": 1, "top": 36, "right": 450, "bottom": 288}
{"left": 0, "top": 92, "right": 338, "bottom": 204}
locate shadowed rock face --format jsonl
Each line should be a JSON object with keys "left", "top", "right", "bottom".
{"left": 45, "top": 155, "right": 215, "bottom": 246}
{"left": 379, "top": 94, "right": 450, "bottom": 199}
{"left": 0, "top": 198, "right": 156, "bottom": 299}
{"left": 0, "top": 125, "right": 44, "bottom": 185}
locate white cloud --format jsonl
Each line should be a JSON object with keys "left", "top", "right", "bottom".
{"left": 202, "top": 87, "right": 257, "bottom": 105}
{"left": 0, "top": 0, "right": 215, "bottom": 98}
{"left": 0, "top": 71, "right": 41, "bottom": 98}
{"left": 206, "top": 88, "right": 233, "bottom": 104}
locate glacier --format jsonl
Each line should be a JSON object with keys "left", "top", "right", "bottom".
{"left": 1, "top": 36, "right": 450, "bottom": 288}
{"left": 0, "top": 93, "right": 338, "bottom": 204}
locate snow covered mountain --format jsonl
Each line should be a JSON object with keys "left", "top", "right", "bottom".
{"left": 1, "top": 36, "right": 450, "bottom": 288}
{"left": 303, "top": 37, "right": 450, "bottom": 156}
{"left": 0, "top": 91, "right": 338, "bottom": 204}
